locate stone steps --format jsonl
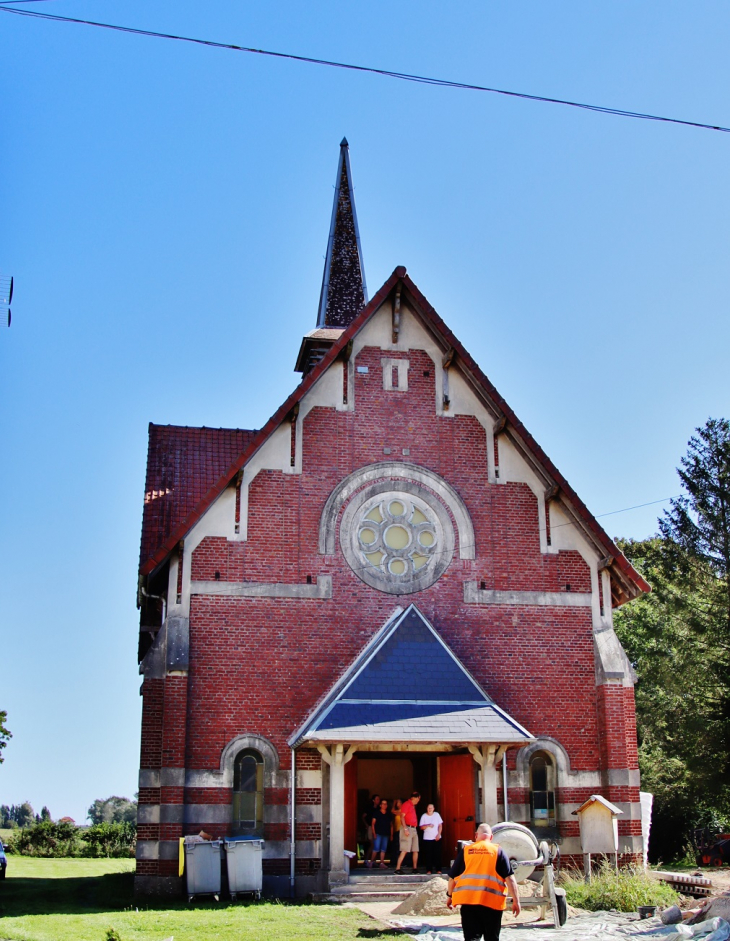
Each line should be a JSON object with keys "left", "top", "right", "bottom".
{"left": 349, "top": 872, "right": 435, "bottom": 884}
{"left": 312, "top": 871, "right": 439, "bottom": 904}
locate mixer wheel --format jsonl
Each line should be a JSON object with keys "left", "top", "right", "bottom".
{"left": 556, "top": 893, "right": 568, "bottom": 926}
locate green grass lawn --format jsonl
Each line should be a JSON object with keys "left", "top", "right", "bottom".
{"left": 0, "top": 858, "right": 397, "bottom": 941}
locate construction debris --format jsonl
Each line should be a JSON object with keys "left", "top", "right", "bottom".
{"left": 654, "top": 871, "right": 714, "bottom": 897}
{"left": 689, "top": 896, "right": 730, "bottom": 925}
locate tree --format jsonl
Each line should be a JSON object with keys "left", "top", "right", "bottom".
{"left": 10, "top": 802, "right": 36, "bottom": 828}
{"left": 0, "top": 710, "right": 11, "bottom": 762}
{"left": 40, "top": 806, "right": 52, "bottom": 822}
{"left": 659, "top": 418, "right": 730, "bottom": 795}
{"left": 615, "top": 536, "right": 729, "bottom": 860}
{"left": 614, "top": 418, "right": 730, "bottom": 860}
{"left": 87, "top": 796, "right": 137, "bottom": 826}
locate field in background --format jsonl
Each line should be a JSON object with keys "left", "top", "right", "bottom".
{"left": 0, "top": 857, "right": 394, "bottom": 941}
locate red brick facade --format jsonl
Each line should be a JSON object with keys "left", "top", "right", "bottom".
{"left": 135, "top": 272, "right": 646, "bottom": 897}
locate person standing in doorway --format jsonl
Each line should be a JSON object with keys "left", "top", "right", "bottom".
{"left": 446, "top": 823, "right": 521, "bottom": 941}
{"left": 388, "top": 798, "right": 403, "bottom": 864}
{"left": 361, "top": 794, "right": 380, "bottom": 866}
{"left": 368, "top": 799, "right": 393, "bottom": 869}
{"left": 394, "top": 791, "right": 421, "bottom": 874}
{"left": 419, "top": 802, "right": 443, "bottom": 873}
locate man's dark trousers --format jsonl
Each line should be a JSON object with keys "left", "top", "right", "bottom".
{"left": 460, "top": 904, "right": 504, "bottom": 941}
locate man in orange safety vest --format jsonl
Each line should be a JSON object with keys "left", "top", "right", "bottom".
{"left": 446, "top": 823, "right": 521, "bottom": 941}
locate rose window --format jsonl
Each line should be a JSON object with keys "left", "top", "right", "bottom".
{"left": 339, "top": 483, "right": 454, "bottom": 595}
{"left": 357, "top": 498, "right": 438, "bottom": 578}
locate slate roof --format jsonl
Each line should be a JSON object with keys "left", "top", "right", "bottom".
{"left": 137, "top": 266, "right": 650, "bottom": 606}
{"left": 140, "top": 424, "right": 256, "bottom": 570}
{"left": 316, "top": 139, "right": 367, "bottom": 329}
{"left": 290, "top": 606, "right": 534, "bottom": 745}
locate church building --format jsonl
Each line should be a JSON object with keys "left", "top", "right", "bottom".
{"left": 135, "top": 140, "right": 649, "bottom": 898}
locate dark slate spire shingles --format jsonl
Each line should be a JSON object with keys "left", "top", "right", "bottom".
{"left": 316, "top": 139, "right": 367, "bottom": 329}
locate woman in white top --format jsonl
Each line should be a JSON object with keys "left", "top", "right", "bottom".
{"left": 419, "top": 802, "right": 443, "bottom": 874}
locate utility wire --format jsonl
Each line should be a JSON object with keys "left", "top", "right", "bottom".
{"left": 338, "top": 494, "right": 680, "bottom": 580}
{"left": 2, "top": 6, "right": 729, "bottom": 135}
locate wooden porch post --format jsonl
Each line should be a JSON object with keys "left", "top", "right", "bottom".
{"left": 469, "top": 745, "right": 507, "bottom": 826}
{"left": 318, "top": 744, "right": 355, "bottom": 887}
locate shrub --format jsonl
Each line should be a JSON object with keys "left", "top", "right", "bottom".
{"left": 560, "top": 862, "right": 679, "bottom": 912}
{"left": 7, "top": 820, "right": 81, "bottom": 857}
{"left": 82, "top": 821, "right": 136, "bottom": 858}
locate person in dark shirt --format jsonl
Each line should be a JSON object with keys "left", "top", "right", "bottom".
{"left": 446, "top": 823, "right": 520, "bottom": 941}
{"left": 368, "top": 799, "right": 393, "bottom": 869}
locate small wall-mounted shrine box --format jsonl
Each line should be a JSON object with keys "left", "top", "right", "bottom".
{"left": 572, "top": 794, "right": 622, "bottom": 855}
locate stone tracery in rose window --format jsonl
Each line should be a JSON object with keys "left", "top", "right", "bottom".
{"left": 357, "top": 497, "right": 438, "bottom": 579}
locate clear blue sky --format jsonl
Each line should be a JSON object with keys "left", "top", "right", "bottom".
{"left": 1, "top": 1, "right": 728, "bottom": 822}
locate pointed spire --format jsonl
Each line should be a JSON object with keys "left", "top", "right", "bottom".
{"left": 316, "top": 139, "right": 367, "bottom": 328}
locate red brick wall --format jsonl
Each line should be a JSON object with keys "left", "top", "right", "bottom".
{"left": 139, "top": 341, "right": 640, "bottom": 882}
{"left": 178, "top": 346, "right": 629, "bottom": 775}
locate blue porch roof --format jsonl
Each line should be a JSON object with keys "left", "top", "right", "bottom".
{"left": 290, "top": 605, "right": 533, "bottom": 746}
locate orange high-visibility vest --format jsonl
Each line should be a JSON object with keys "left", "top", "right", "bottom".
{"left": 452, "top": 841, "right": 507, "bottom": 910}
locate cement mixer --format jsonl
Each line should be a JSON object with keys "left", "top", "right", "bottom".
{"left": 490, "top": 822, "right": 567, "bottom": 927}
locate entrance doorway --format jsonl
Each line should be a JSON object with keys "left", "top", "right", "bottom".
{"left": 344, "top": 751, "right": 476, "bottom": 867}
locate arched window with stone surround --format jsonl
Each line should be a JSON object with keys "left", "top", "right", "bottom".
{"left": 233, "top": 748, "right": 264, "bottom": 836}
{"left": 529, "top": 750, "right": 556, "bottom": 829}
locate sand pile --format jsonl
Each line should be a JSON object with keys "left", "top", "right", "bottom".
{"left": 392, "top": 876, "right": 451, "bottom": 916}
{"left": 392, "top": 877, "right": 543, "bottom": 917}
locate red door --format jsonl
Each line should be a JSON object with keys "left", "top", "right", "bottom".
{"left": 438, "top": 754, "right": 476, "bottom": 864}
{"left": 344, "top": 756, "right": 358, "bottom": 854}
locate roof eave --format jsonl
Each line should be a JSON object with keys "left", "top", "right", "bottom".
{"left": 398, "top": 272, "right": 650, "bottom": 601}
{"left": 140, "top": 266, "right": 649, "bottom": 602}
{"left": 139, "top": 269, "right": 405, "bottom": 578}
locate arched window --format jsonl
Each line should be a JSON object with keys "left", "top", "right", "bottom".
{"left": 233, "top": 749, "right": 264, "bottom": 836}
{"left": 529, "top": 751, "right": 556, "bottom": 829}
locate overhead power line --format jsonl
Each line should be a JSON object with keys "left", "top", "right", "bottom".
{"left": 2, "top": 6, "right": 729, "bottom": 135}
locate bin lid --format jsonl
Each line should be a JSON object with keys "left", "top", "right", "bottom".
{"left": 224, "top": 835, "right": 265, "bottom": 843}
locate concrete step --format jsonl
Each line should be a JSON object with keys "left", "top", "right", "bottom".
{"left": 313, "top": 874, "right": 442, "bottom": 905}
{"left": 333, "top": 881, "right": 414, "bottom": 894}
{"left": 349, "top": 872, "right": 435, "bottom": 885}
{"left": 312, "top": 889, "right": 413, "bottom": 903}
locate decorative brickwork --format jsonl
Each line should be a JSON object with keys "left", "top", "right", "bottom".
{"left": 136, "top": 262, "right": 647, "bottom": 896}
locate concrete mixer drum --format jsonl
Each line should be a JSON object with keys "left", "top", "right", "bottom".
{"left": 492, "top": 822, "right": 541, "bottom": 883}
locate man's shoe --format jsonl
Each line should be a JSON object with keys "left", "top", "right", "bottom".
{"left": 394, "top": 869, "right": 404, "bottom": 875}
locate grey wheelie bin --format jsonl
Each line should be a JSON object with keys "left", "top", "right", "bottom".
{"left": 224, "top": 836, "right": 263, "bottom": 900}
{"left": 185, "top": 839, "right": 223, "bottom": 902}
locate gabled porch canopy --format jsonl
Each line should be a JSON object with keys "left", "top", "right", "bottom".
{"left": 290, "top": 604, "right": 533, "bottom": 748}
{"left": 290, "top": 605, "right": 534, "bottom": 886}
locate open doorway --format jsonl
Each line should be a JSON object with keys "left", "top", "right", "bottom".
{"left": 344, "top": 751, "right": 476, "bottom": 869}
